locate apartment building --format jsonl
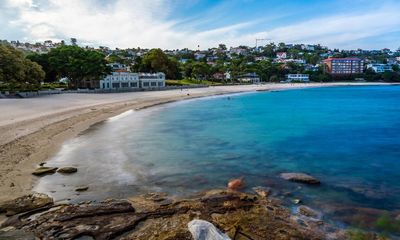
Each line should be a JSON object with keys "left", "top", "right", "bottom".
{"left": 324, "top": 58, "right": 364, "bottom": 75}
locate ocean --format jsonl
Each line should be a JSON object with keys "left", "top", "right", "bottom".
{"left": 35, "top": 85, "right": 400, "bottom": 232}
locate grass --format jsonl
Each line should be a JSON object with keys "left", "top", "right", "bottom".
{"left": 166, "top": 79, "right": 223, "bottom": 86}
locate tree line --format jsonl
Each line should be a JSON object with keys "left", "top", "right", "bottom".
{"left": 2, "top": 42, "right": 400, "bottom": 92}
{"left": 0, "top": 44, "right": 45, "bottom": 91}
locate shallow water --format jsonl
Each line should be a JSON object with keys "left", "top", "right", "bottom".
{"left": 35, "top": 85, "right": 400, "bottom": 231}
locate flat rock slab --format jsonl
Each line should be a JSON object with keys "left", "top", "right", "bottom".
{"left": 280, "top": 173, "right": 320, "bottom": 185}
{"left": 0, "top": 193, "right": 53, "bottom": 216}
{"left": 32, "top": 167, "right": 58, "bottom": 176}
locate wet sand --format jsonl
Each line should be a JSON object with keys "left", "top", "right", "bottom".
{"left": 0, "top": 82, "right": 395, "bottom": 202}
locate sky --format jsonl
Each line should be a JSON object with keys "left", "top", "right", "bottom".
{"left": 1, "top": 0, "right": 400, "bottom": 50}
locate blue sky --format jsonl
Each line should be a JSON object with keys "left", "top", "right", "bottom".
{"left": 1, "top": 0, "right": 400, "bottom": 50}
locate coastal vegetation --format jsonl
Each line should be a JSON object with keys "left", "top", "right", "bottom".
{"left": 166, "top": 79, "right": 222, "bottom": 86}
{"left": 0, "top": 44, "right": 45, "bottom": 91}
{"left": 1, "top": 40, "right": 400, "bottom": 92}
{"left": 27, "top": 45, "right": 110, "bottom": 89}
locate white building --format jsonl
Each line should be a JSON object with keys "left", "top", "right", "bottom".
{"left": 100, "top": 71, "right": 165, "bottom": 90}
{"left": 238, "top": 73, "right": 261, "bottom": 84}
{"left": 285, "top": 74, "right": 310, "bottom": 82}
{"left": 276, "top": 52, "right": 287, "bottom": 59}
{"left": 107, "top": 62, "right": 128, "bottom": 71}
{"left": 366, "top": 64, "right": 392, "bottom": 73}
{"left": 139, "top": 73, "right": 166, "bottom": 88}
{"left": 255, "top": 56, "right": 268, "bottom": 61}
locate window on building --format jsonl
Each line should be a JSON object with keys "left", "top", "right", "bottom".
{"left": 131, "top": 82, "right": 138, "bottom": 87}
{"left": 151, "top": 82, "right": 157, "bottom": 87}
{"left": 143, "top": 82, "right": 149, "bottom": 87}
{"left": 112, "top": 82, "right": 120, "bottom": 88}
{"left": 121, "top": 82, "right": 129, "bottom": 88}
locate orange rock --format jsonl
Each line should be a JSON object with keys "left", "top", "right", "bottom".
{"left": 227, "top": 177, "right": 244, "bottom": 190}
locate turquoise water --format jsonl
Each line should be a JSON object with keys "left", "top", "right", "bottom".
{"left": 36, "top": 85, "right": 400, "bottom": 231}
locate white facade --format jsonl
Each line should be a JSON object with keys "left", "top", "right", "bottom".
{"left": 139, "top": 73, "right": 166, "bottom": 88}
{"left": 286, "top": 74, "right": 310, "bottom": 82}
{"left": 367, "top": 64, "right": 392, "bottom": 73}
{"left": 238, "top": 73, "right": 261, "bottom": 84}
{"left": 100, "top": 72, "right": 165, "bottom": 89}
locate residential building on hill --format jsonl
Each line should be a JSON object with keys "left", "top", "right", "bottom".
{"left": 107, "top": 62, "right": 128, "bottom": 71}
{"left": 285, "top": 74, "right": 310, "bottom": 82}
{"left": 238, "top": 73, "right": 260, "bottom": 84}
{"left": 324, "top": 58, "right": 364, "bottom": 75}
{"left": 276, "top": 52, "right": 287, "bottom": 59}
{"left": 366, "top": 64, "right": 393, "bottom": 73}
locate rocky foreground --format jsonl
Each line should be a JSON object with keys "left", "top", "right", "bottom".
{"left": 0, "top": 189, "right": 356, "bottom": 240}
{"left": 2, "top": 187, "right": 392, "bottom": 240}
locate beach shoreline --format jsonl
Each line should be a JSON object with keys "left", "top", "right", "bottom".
{"left": 0, "top": 82, "right": 397, "bottom": 202}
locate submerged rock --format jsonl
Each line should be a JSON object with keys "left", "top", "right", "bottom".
{"left": 252, "top": 186, "right": 271, "bottom": 198}
{"left": 32, "top": 167, "right": 58, "bottom": 176}
{"left": 227, "top": 178, "right": 245, "bottom": 191}
{"left": 0, "top": 193, "right": 53, "bottom": 216}
{"left": 298, "top": 206, "right": 319, "bottom": 218}
{"left": 57, "top": 167, "right": 78, "bottom": 174}
{"left": 280, "top": 173, "right": 320, "bottom": 185}
{"left": 293, "top": 199, "right": 302, "bottom": 204}
{"left": 75, "top": 186, "right": 89, "bottom": 192}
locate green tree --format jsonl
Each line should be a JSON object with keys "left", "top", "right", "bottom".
{"left": 47, "top": 45, "right": 110, "bottom": 88}
{"left": 262, "top": 43, "right": 276, "bottom": 58}
{"left": 192, "top": 62, "right": 210, "bottom": 80}
{"left": 0, "top": 44, "right": 45, "bottom": 90}
{"left": 182, "top": 60, "right": 195, "bottom": 79}
{"left": 141, "top": 49, "right": 181, "bottom": 79}
{"left": 27, "top": 53, "right": 58, "bottom": 82}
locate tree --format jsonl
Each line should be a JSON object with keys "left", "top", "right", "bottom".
{"left": 47, "top": 45, "right": 110, "bottom": 88}
{"left": 262, "top": 43, "right": 276, "bottom": 58}
{"left": 141, "top": 49, "right": 181, "bottom": 79}
{"left": 106, "top": 54, "right": 124, "bottom": 64}
{"left": 27, "top": 53, "right": 58, "bottom": 82}
{"left": 70, "top": 38, "right": 77, "bottom": 46}
{"left": 0, "top": 44, "right": 45, "bottom": 90}
{"left": 182, "top": 60, "right": 194, "bottom": 79}
{"left": 192, "top": 62, "right": 210, "bottom": 80}
{"left": 392, "top": 64, "right": 399, "bottom": 72}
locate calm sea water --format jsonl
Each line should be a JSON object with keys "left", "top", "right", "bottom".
{"left": 35, "top": 85, "right": 400, "bottom": 230}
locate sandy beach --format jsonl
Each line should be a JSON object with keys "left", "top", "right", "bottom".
{"left": 0, "top": 82, "right": 395, "bottom": 202}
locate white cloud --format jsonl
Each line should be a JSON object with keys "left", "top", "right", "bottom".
{"left": 2, "top": 0, "right": 400, "bottom": 49}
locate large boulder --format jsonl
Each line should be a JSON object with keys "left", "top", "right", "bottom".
{"left": 0, "top": 193, "right": 53, "bottom": 216}
{"left": 280, "top": 173, "right": 320, "bottom": 185}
